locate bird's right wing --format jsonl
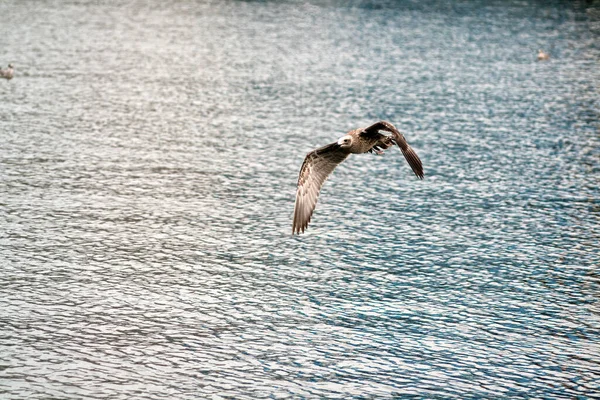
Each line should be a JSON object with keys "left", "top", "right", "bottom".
{"left": 293, "top": 142, "right": 349, "bottom": 234}
{"left": 364, "top": 121, "right": 424, "bottom": 180}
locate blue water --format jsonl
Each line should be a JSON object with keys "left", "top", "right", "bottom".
{"left": 1, "top": 0, "right": 599, "bottom": 398}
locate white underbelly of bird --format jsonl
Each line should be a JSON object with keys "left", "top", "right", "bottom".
{"left": 292, "top": 120, "right": 424, "bottom": 234}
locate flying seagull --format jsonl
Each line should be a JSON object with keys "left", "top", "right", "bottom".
{"left": 0, "top": 64, "right": 14, "bottom": 80}
{"left": 292, "top": 120, "right": 424, "bottom": 234}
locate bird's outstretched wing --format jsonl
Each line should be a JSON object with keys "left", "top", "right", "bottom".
{"left": 363, "top": 121, "right": 424, "bottom": 179}
{"left": 293, "top": 142, "right": 350, "bottom": 234}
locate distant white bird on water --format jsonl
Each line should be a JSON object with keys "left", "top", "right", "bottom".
{"left": 0, "top": 64, "right": 14, "bottom": 80}
{"left": 292, "top": 121, "right": 424, "bottom": 234}
{"left": 537, "top": 50, "right": 550, "bottom": 61}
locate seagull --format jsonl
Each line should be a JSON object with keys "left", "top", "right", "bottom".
{"left": 537, "top": 50, "right": 550, "bottom": 61}
{"left": 292, "top": 120, "right": 424, "bottom": 234}
{"left": 0, "top": 64, "right": 14, "bottom": 80}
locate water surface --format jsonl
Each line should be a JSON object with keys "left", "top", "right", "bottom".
{"left": 1, "top": 0, "right": 599, "bottom": 398}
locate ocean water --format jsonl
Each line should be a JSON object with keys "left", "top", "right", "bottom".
{"left": 1, "top": 0, "right": 599, "bottom": 398}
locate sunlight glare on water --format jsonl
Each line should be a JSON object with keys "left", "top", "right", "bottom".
{"left": 1, "top": 0, "right": 599, "bottom": 398}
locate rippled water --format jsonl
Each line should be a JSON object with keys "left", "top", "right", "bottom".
{"left": 1, "top": 0, "right": 599, "bottom": 398}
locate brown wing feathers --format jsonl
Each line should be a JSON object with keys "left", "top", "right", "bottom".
{"left": 391, "top": 131, "right": 424, "bottom": 180}
{"left": 292, "top": 143, "right": 349, "bottom": 234}
{"left": 364, "top": 121, "right": 424, "bottom": 180}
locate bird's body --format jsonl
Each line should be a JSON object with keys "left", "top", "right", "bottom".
{"left": 537, "top": 50, "right": 550, "bottom": 61}
{"left": 292, "top": 121, "right": 424, "bottom": 234}
{"left": 0, "top": 64, "right": 14, "bottom": 80}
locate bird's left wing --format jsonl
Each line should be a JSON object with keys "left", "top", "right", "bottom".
{"left": 363, "top": 121, "right": 424, "bottom": 179}
{"left": 293, "top": 142, "right": 349, "bottom": 234}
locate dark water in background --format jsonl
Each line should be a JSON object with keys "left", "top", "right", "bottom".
{"left": 1, "top": 0, "right": 599, "bottom": 398}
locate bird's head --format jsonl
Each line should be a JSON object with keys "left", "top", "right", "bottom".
{"left": 337, "top": 134, "right": 352, "bottom": 148}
